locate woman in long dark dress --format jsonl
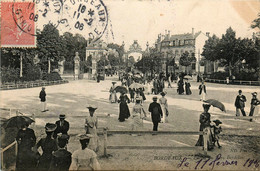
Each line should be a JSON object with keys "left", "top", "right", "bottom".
{"left": 177, "top": 78, "right": 184, "bottom": 94}
{"left": 37, "top": 123, "right": 58, "bottom": 170}
{"left": 185, "top": 80, "right": 192, "bottom": 95}
{"left": 195, "top": 104, "right": 214, "bottom": 150}
{"left": 16, "top": 123, "right": 36, "bottom": 171}
{"left": 118, "top": 92, "right": 131, "bottom": 122}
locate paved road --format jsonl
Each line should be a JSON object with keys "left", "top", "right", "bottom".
{"left": 1, "top": 77, "right": 259, "bottom": 170}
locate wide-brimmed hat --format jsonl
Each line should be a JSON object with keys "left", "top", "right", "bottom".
{"left": 45, "top": 123, "right": 57, "bottom": 132}
{"left": 161, "top": 92, "right": 166, "bottom": 96}
{"left": 252, "top": 92, "right": 257, "bottom": 96}
{"left": 112, "top": 82, "right": 116, "bottom": 84}
{"left": 58, "top": 134, "right": 70, "bottom": 141}
{"left": 59, "top": 114, "right": 66, "bottom": 119}
{"left": 202, "top": 103, "right": 211, "bottom": 109}
{"left": 86, "top": 104, "right": 98, "bottom": 111}
{"left": 213, "top": 119, "right": 222, "bottom": 125}
{"left": 77, "top": 134, "right": 94, "bottom": 140}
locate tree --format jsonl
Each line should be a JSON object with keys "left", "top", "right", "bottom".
{"left": 179, "top": 51, "right": 196, "bottom": 74}
{"left": 251, "top": 13, "right": 260, "bottom": 29}
{"left": 37, "top": 24, "right": 65, "bottom": 73}
{"left": 128, "top": 56, "right": 135, "bottom": 67}
{"left": 201, "top": 34, "right": 220, "bottom": 61}
{"left": 107, "top": 43, "right": 125, "bottom": 69}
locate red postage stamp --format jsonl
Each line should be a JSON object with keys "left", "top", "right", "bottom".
{"left": 1, "top": 1, "right": 36, "bottom": 47}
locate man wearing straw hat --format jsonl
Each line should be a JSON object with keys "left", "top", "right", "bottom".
{"left": 70, "top": 134, "right": 101, "bottom": 170}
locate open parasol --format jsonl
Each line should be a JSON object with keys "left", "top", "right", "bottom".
{"left": 204, "top": 99, "right": 226, "bottom": 112}
{"left": 184, "top": 75, "right": 192, "bottom": 80}
{"left": 129, "top": 83, "right": 144, "bottom": 89}
{"left": 2, "top": 116, "right": 35, "bottom": 129}
{"left": 114, "top": 86, "right": 128, "bottom": 94}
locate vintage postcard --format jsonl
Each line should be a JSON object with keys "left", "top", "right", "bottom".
{"left": 0, "top": 0, "right": 260, "bottom": 170}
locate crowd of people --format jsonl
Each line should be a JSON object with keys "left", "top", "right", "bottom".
{"left": 15, "top": 106, "right": 101, "bottom": 171}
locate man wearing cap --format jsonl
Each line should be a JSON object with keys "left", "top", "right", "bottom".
{"left": 54, "top": 114, "right": 70, "bottom": 139}
{"left": 249, "top": 92, "right": 260, "bottom": 122}
{"left": 70, "top": 134, "right": 101, "bottom": 170}
{"left": 39, "top": 87, "right": 48, "bottom": 112}
{"left": 50, "top": 134, "right": 72, "bottom": 171}
{"left": 234, "top": 90, "right": 247, "bottom": 116}
{"left": 148, "top": 96, "right": 163, "bottom": 131}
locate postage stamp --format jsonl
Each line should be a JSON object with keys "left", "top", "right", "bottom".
{"left": 1, "top": 1, "right": 36, "bottom": 47}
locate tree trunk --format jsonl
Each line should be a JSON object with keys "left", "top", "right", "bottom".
{"left": 20, "top": 52, "right": 23, "bottom": 77}
{"left": 48, "top": 59, "right": 51, "bottom": 74}
{"left": 229, "top": 61, "right": 232, "bottom": 77}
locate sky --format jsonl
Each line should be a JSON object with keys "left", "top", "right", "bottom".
{"left": 32, "top": 0, "right": 260, "bottom": 50}
{"left": 101, "top": 0, "right": 259, "bottom": 50}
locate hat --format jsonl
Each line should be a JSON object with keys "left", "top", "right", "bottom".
{"left": 86, "top": 104, "right": 98, "bottom": 111}
{"left": 202, "top": 103, "right": 211, "bottom": 109}
{"left": 59, "top": 114, "right": 66, "bottom": 119}
{"left": 112, "top": 82, "right": 116, "bottom": 84}
{"left": 213, "top": 119, "right": 222, "bottom": 125}
{"left": 152, "top": 96, "right": 158, "bottom": 101}
{"left": 161, "top": 92, "right": 166, "bottom": 96}
{"left": 58, "top": 134, "right": 70, "bottom": 141}
{"left": 42, "top": 86, "right": 45, "bottom": 89}
{"left": 45, "top": 123, "right": 57, "bottom": 132}
{"left": 238, "top": 90, "right": 242, "bottom": 93}
{"left": 77, "top": 134, "right": 94, "bottom": 140}
{"left": 252, "top": 92, "right": 257, "bottom": 96}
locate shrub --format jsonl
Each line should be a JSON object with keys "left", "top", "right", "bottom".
{"left": 209, "top": 72, "right": 229, "bottom": 80}
{"left": 42, "top": 72, "right": 62, "bottom": 81}
{"left": 22, "top": 64, "right": 42, "bottom": 81}
{"left": 1, "top": 67, "right": 20, "bottom": 83}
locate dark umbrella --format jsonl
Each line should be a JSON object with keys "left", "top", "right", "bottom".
{"left": 114, "top": 86, "right": 128, "bottom": 94}
{"left": 204, "top": 99, "right": 226, "bottom": 112}
{"left": 2, "top": 116, "right": 35, "bottom": 129}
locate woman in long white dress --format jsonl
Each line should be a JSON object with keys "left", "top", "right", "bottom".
{"left": 109, "top": 82, "right": 117, "bottom": 103}
{"left": 159, "top": 92, "right": 169, "bottom": 123}
{"left": 85, "top": 105, "right": 99, "bottom": 152}
{"left": 131, "top": 98, "right": 146, "bottom": 136}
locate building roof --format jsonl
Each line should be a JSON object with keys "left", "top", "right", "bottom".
{"left": 162, "top": 31, "right": 202, "bottom": 42}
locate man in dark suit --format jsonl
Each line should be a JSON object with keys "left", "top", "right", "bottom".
{"left": 54, "top": 114, "right": 70, "bottom": 139}
{"left": 148, "top": 96, "right": 163, "bottom": 131}
{"left": 235, "top": 90, "right": 247, "bottom": 116}
{"left": 50, "top": 134, "right": 72, "bottom": 171}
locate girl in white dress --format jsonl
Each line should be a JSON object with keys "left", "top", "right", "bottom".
{"left": 159, "top": 92, "right": 169, "bottom": 123}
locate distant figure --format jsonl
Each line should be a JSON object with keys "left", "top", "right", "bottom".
{"left": 185, "top": 80, "right": 192, "bottom": 95}
{"left": 148, "top": 96, "right": 163, "bottom": 131}
{"left": 129, "top": 88, "right": 135, "bottom": 103}
{"left": 50, "top": 134, "right": 72, "bottom": 171}
{"left": 70, "top": 134, "right": 101, "bottom": 170}
{"left": 177, "top": 78, "right": 184, "bottom": 95}
{"left": 109, "top": 82, "right": 118, "bottom": 103}
{"left": 198, "top": 81, "right": 206, "bottom": 101}
{"left": 16, "top": 123, "right": 37, "bottom": 171}
{"left": 147, "top": 81, "right": 152, "bottom": 95}
{"left": 159, "top": 92, "right": 169, "bottom": 123}
{"left": 97, "top": 73, "right": 101, "bottom": 83}
{"left": 131, "top": 98, "right": 146, "bottom": 135}
{"left": 249, "top": 92, "right": 260, "bottom": 122}
{"left": 168, "top": 75, "right": 172, "bottom": 88}
{"left": 54, "top": 114, "right": 70, "bottom": 139}
{"left": 195, "top": 104, "right": 214, "bottom": 150}
{"left": 39, "top": 87, "right": 48, "bottom": 112}
{"left": 37, "top": 123, "right": 58, "bottom": 170}
{"left": 85, "top": 105, "right": 99, "bottom": 152}
{"left": 118, "top": 92, "right": 131, "bottom": 122}
{"left": 234, "top": 90, "right": 247, "bottom": 116}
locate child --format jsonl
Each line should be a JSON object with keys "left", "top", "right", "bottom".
{"left": 211, "top": 119, "right": 222, "bottom": 148}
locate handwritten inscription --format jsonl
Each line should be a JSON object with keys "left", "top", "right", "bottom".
{"left": 176, "top": 154, "right": 259, "bottom": 170}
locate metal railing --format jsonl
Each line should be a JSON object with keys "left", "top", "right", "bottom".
{"left": 205, "top": 78, "right": 260, "bottom": 85}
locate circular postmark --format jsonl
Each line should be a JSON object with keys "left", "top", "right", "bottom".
{"left": 12, "top": 0, "right": 64, "bottom": 36}
{"left": 11, "top": 0, "right": 108, "bottom": 42}
{"left": 64, "top": 0, "right": 109, "bottom": 42}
